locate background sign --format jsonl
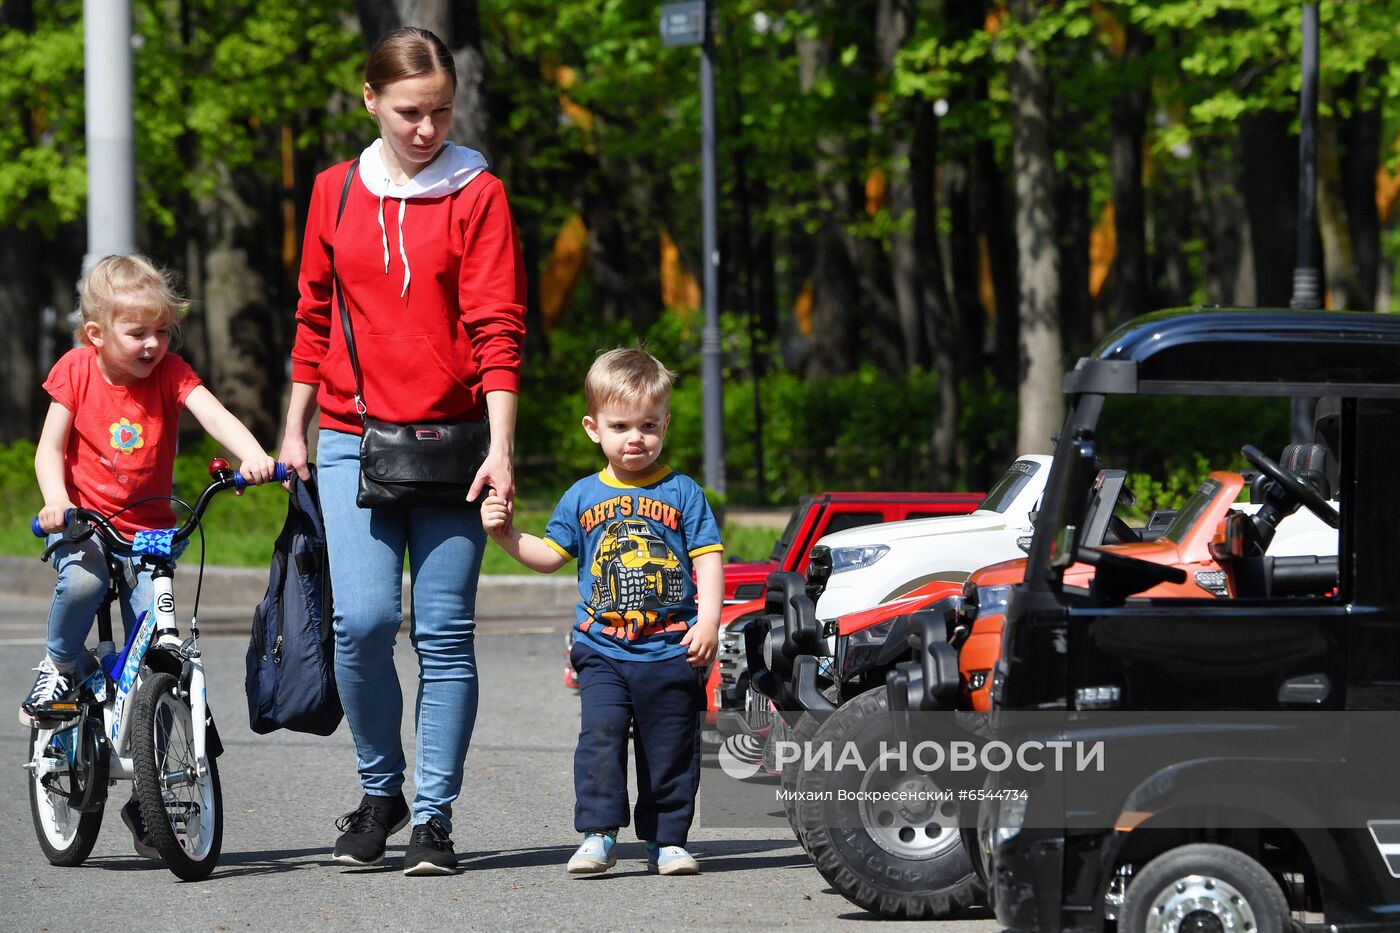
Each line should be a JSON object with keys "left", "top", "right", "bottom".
{"left": 660, "top": 1, "right": 705, "bottom": 47}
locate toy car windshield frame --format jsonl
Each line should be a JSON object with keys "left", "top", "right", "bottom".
{"left": 1028, "top": 308, "right": 1400, "bottom": 597}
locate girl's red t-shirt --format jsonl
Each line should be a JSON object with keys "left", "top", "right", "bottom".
{"left": 43, "top": 346, "right": 202, "bottom": 533}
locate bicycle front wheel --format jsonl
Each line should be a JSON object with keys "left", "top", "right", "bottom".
{"left": 131, "top": 672, "right": 223, "bottom": 880}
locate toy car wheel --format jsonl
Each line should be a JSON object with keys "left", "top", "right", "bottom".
{"left": 1120, "top": 843, "right": 1292, "bottom": 933}
{"left": 794, "top": 688, "right": 980, "bottom": 919}
{"left": 779, "top": 712, "right": 823, "bottom": 851}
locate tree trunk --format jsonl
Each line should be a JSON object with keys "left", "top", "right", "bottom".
{"left": 878, "top": 0, "right": 932, "bottom": 373}
{"left": 197, "top": 165, "right": 283, "bottom": 442}
{"left": 1107, "top": 26, "right": 1148, "bottom": 326}
{"left": 1057, "top": 149, "right": 1092, "bottom": 356}
{"left": 354, "top": 0, "right": 401, "bottom": 46}
{"left": 0, "top": 0, "right": 44, "bottom": 441}
{"left": 914, "top": 105, "right": 961, "bottom": 487}
{"left": 796, "top": 13, "right": 861, "bottom": 377}
{"left": 0, "top": 230, "right": 45, "bottom": 442}
{"left": 978, "top": 138, "right": 1020, "bottom": 394}
{"left": 1192, "top": 138, "right": 1249, "bottom": 307}
{"left": 1148, "top": 172, "right": 1193, "bottom": 308}
{"left": 1238, "top": 111, "right": 1298, "bottom": 308}
{"left": 1008, "top": 0, "right": 1062, "bottom": 456}
{"left": 1341, "top": 66, "right": 1382, "bottom": 311}
{"left": 945, "top": 147, "right": 984, "bottom": 370}
{"left": 1316, "top": 108, "right": 1364, "bottom": 310}
{"left": 448, "top": 1, "right": 493, "bottom": 164}
{"left": 582, "top": 160, "right": 663, "bottom": 329}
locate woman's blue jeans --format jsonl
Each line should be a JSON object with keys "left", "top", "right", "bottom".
{"left": 317, "top": 429, "right": 485, "bottom": 832}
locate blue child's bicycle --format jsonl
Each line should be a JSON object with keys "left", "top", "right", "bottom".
{"left": 24, "top": 458, "right": 285, "bottom": 880}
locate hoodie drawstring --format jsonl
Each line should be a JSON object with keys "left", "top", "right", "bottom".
{"left": 396, "top": 199, "right": 410, "bottom": 297}
{"left": 375, "top": 192, "right": 412, "bottom": 299}
{"left": 377, "top": 193, "right": 390, "bottom": 273}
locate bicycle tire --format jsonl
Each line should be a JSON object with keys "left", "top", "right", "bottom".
{"left": 131, "top": 671, "right": 223, "bottom": 880}
{"left": 27, "top": 727, "right": 104, "bottom": 866}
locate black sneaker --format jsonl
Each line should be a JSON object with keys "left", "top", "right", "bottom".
{"left": 332, "top": 792, "right": 410, "bottom": 866}
{"left": 403, "top": 817, "right": 458, "bottom": 876}
{"left": 18, "top": 657, "right": 78, "bottom": 727}
{"left": 120, "top": 796, "right": 160, "bottom": 860}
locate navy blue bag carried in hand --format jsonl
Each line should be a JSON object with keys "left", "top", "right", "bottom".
{"left": 245, "top": 466, "right": 342, "bottom": 735}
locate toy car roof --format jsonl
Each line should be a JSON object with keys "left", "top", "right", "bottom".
{"left": 1063, "top": 307, "right": 1400, "bottom": 398}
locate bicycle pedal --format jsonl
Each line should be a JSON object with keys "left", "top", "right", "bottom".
{"left": 24, "top": 705, "right": 82, "bottom": 727}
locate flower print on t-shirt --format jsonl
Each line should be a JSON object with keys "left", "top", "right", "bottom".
{"left": 42, "top": 347, "right": 201, "bottom": 533}
{"left": 109, "top": 417, "right": 144, "bottom": 455}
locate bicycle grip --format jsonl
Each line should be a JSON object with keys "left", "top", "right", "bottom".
{"left": 32, "top": 509, "right": 74, "bottom": 537}
{"left": 231, "top": 463, "right": 290, "bottom": 490}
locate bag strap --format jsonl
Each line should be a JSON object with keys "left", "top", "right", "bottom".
{"left": 329, "top": 158, "right": 369, "bottom": 421}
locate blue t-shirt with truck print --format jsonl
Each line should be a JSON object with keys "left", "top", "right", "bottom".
{"left": 544, "top": 466, "right": 723, "bottom": 662}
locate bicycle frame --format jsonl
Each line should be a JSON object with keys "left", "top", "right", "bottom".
{"left": 31, "top": 460, "right": 284, "bottom": 781}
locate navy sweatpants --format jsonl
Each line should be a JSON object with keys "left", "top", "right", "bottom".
{"left": 570, "top": 642, "right": 707, "bottom": 846}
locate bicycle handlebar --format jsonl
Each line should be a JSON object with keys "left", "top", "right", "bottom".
{"left": 32, "top": 461, "right": 289, "bottom": 547}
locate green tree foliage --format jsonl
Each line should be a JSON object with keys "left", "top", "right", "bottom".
{"left": 3, "top": 0, "right": 1399, "bottom": 508}
{"left": 0, "top": 1, "right": 362, "bottom": 233}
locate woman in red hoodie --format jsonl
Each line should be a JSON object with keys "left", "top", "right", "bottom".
{"left": 278, "top": 26, "right": 526, "bottom": 877}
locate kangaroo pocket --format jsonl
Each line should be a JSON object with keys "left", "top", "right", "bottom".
{"left": 358, "top": 334, "right": 477, "bottom": 422}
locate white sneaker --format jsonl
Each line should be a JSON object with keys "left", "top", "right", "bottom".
{"left": 647, "top": 843, "right": 699, "bottom": 875}
{"left": 567, "top": 832, "right": 618, "bottom": 874}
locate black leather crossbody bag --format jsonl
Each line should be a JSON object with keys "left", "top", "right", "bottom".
{"left": 329, "top": 160, "right": 490, "bottom": 509}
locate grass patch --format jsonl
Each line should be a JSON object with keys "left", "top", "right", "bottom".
{"left": 717, "top": 523, "right": 780, "bottom": 564}
{"left": 3, "top": 462, "right": 775, "bottom": 577}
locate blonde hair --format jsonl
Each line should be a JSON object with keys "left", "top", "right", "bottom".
{"left": 76, "top": 254, "right": 185, "bottom": 348}
{"left": 585, "top": 347, "right": 675, "bottom": 414}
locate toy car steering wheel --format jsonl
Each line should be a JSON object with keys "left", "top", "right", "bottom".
{"left": 1241, "top": 444, "right": 1340, "bottom": 528}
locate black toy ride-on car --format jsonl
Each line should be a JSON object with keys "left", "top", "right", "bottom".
{"left": 978, "top": 307, "right": 1400, "bottom": 933}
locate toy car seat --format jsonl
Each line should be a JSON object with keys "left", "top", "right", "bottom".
{"left": 1280, "top": 443, "right": 1334, "bottom": 500}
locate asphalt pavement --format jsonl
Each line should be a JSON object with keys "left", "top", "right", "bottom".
{"left": 0, "top": 572, "right": 1005, "bottom": 932}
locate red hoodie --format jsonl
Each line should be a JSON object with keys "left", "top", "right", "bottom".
{"left": 290, "top": 147, "right": 527, "bottom": 434}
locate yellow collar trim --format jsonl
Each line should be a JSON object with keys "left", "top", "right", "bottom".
{"left": 599, "top": 465, "right": 672, "bottom": 488}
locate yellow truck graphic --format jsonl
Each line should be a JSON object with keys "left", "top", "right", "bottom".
{"left": 589, "top": 519, "right": 687, "bottom": 612}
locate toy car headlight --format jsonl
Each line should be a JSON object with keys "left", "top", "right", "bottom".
{"left": 829, "top": 544, "right": 889, "bottom": 574}
{"left": 989, "top": 794, "right": 1027, "bottom": 847}
{"left": 846, "top": 617, "right": 897, "bottom": 648}
{"left": 975, "top": 584, "right": 1013, "bottom": 618}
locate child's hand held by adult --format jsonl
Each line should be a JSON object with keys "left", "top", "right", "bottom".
{"left": 481, "top": 492, "right": 513, "bottom": 536}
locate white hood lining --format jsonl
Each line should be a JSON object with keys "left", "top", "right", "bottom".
{"left": 357, "top": 140, "right": 488, "bottom": 298}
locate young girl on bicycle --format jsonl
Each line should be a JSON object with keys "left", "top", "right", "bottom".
{"left": 20, "top": 254, "right": 277, "bottom": 727}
